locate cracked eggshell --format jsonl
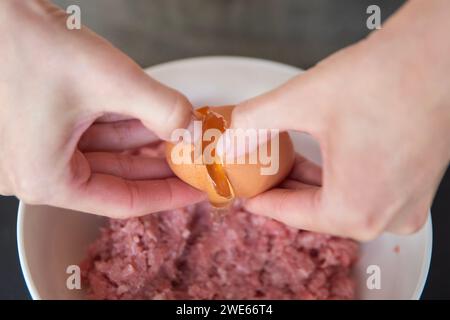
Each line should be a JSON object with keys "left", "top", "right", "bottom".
{"left": 165, "top": 105, "right": 295, "bottom": 200}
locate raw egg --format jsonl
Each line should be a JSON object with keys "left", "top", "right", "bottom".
{"left": 166, "top": 105, "right": 295, "bottom": 208}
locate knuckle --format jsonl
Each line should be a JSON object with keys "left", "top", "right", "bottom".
{"left": 112, "top": 121, "right": 132, "bottom": 145}
{"left": 115, "top": 153, "right": 132, "bottom": 177}
{"left": 15, "top": 179, "right": 48, "bottom": 204}
{"left": 399, "top": 211, "right": 428, "bottom": 235}
{"left": 348, "top": 212, "right": 384, "bottom": 242}
{"left": 325, "top": 195, "right": 386, "bottom": 241}
{"left": 123, "top": 180, "right": 141, "bottom": 214}
{"left": 163, "top": 179, "right": 174, "bottom": 210}
{"left": 272, "top": 190, "right": 291, "bottom": 221}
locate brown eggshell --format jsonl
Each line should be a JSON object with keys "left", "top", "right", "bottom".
{"left": 166, "top": 105, "right": 295, "bottom": 200}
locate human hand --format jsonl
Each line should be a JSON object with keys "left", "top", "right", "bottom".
{"left": 0, "top": 0, "right": 205, "bottom": 217}
{"left": 231, "top": 0, "right": 450, "bottom": 240}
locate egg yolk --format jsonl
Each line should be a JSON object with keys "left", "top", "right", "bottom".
{"left": 195, "top": 107, "right": 235, "bottom": 208}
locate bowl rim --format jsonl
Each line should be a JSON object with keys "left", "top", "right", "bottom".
{"left": 412, "top": 212, "right": 433, "bottom": 299}
{"left": 17, "top": 201, "right": 40, "bottom": 300}
{"left": 16, "top": 55, "right": 434, "bottom": 300}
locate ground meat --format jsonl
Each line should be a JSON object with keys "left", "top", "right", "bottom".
{"left": 81, "top": 202, "right": 358, "bottom": 300}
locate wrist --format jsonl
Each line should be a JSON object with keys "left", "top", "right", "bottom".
{"left": 354, "top": 2, "right": 450, "bottom": 162}
{"left": 367, "top": 0, "right": 450, "bottom": 104}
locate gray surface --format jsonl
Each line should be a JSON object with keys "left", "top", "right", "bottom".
{"left": 55, "top": 0, "right": 403, "bottom": 69}
{"left": 1, "top": 0, "right": 449, "bottom": 299}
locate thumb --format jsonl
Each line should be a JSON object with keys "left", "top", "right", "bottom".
{"left": 231, "top": 71, "right": 326, "bottom": 135}
{"left": 99, "top": 64, "right": 193, "bottom": 140}
{"left": 77, "top": 39, "right": 194, "bottom": 140}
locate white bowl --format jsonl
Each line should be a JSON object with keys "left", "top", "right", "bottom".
{"left": 17, "top": 56, "right": 432, "bottom": 300}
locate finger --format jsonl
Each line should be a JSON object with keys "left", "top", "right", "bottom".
{"left": 130, "top": 142, "right": 165, "bottom": 158}
{"left": 231, "top": 73, "right": 325, "bottom": 134}
{"left": 87, "top": 51, "right": 194, "bottom": 140}
{"left": 79, "top": 119, "right": 159, "bottom": 152}
{"left": 68, "top": 175, "right": 206, "bottom": 218}
{"left": 386, "top": 202, "right": 429, "bottom": 235}
{"left": 243, "top": 186, "right": 330, "bottom": 233}
{"left": 244, "top": 185, "right": 391, "bottom": 241}
{"left": 95, "top": 113, "right": 134, "bottom": 123}
{"left": 289, "top": 154, "right": 323, "bottom": 186}
{"left": 280, "top": 179, "right": 313, "bottom": 190}
{"left": 85, "top": 152, "right": 173, "bottom": 180}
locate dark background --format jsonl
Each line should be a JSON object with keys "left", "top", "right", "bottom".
{"left": 0, "top": 0, "right": 449, "bottom": 299}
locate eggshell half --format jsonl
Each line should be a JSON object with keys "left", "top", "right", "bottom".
{"left": 166, "top": 105, "right": 295, "bottom": 200}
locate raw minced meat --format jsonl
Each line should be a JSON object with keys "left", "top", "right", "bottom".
{"left": 81, "top": 202, "right": 358, "bottom": 300}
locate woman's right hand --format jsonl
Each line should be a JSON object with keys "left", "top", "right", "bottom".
{"left": 231, "top": 0, "right": 450, "bottom": 240}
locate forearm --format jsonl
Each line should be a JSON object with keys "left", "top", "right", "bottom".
{"left": 368, "top": 0, "right": 450, "bottom": 113}
{"left": 361, "top": 0, "right": 450, "bottom": 163}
